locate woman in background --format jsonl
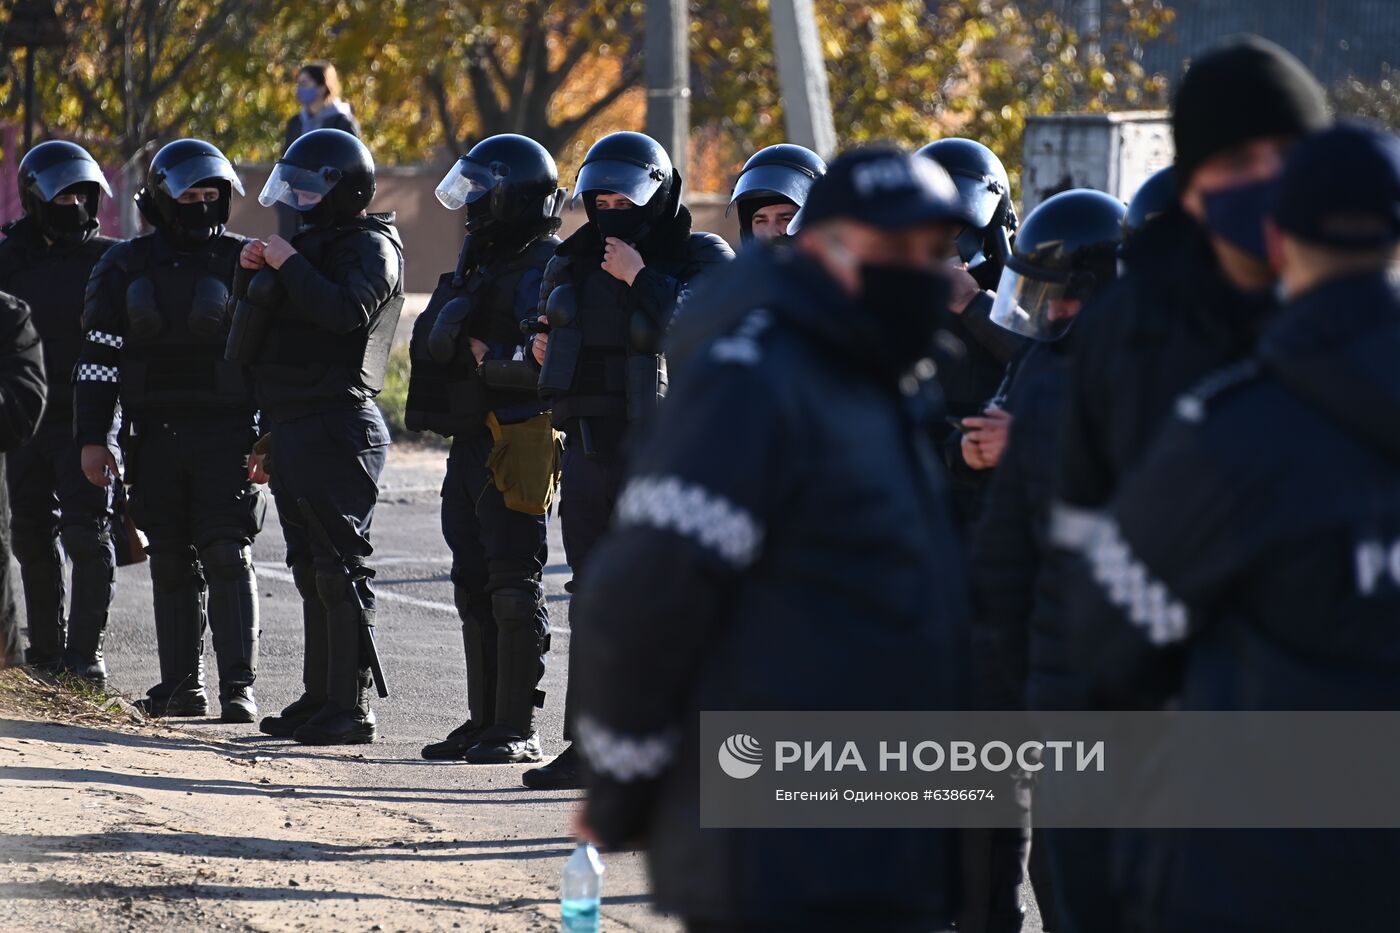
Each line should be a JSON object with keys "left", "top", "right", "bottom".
{"left": 276, "top": 62, "right": 360, "bottom": 238}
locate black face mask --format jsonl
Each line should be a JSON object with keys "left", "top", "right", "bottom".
{"left": 173, "top": 200, "right": 220, "bottom": 243}
{"left": 593, "top": 207, "right": 648, "bottom": 245}
{"left": 37, "top": 202, "right": 91, "bottom": 246}
{"left": 857, "top": 263, "right": 952, "bottom": 367}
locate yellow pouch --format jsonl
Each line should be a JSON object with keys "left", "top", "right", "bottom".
{"left": 485, "top": 412, "right": 563, "bottom": 515}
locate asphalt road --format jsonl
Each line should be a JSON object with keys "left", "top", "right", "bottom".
{"left": 41, "top": 442, "right": 1045, "bottom": 932}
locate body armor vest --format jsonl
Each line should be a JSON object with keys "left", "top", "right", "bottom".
{"left": 112, "top": 233, "right": 251, "bottom": 414}
{"left": 250, "top": 218, "right": 405, "bottom": 415}
{"left": 405, "top": 237, "right": 558, "bottom": 437}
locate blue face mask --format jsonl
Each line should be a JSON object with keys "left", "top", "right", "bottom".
{"left": 296, "top": 84, "right": 322, "bottom": 106}
{"left": 1201, "top": 178, "right": 1279, "bottom": 261}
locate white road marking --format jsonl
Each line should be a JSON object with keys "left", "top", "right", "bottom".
{"left": 253, "top": 562, "right": 570, "bottom": 638}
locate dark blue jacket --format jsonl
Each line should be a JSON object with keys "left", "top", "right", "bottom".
{"left": 570, "top": 245, "right": 969, "bottom": 926}
{"left": 969, "top": 336, "right": 1074, "bottom": 710}
{"left": 1057, "top": 269, "right": 1400, "bottom": 932}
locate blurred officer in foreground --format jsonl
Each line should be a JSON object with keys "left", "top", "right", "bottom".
{"left": 1054, "top": 35, "right": 1328, "bottom": 538}
{"left": 76, "top": 140, "right": 263, "bottom": 721}
{"left": 1058, "top": 120, "right": 1400, "bottom": 933}
{"left": 571, "top": 147, "right": 970, "bottom": 932}
{"left": 237, "top": 128, "right": 403, "bottom": 745}
{"left": 0, "top": 141, "right": 118, "bottom": 681}
{"left": 0, "top": 292, "right": 50, "bottom": 668}
{"left": 523, "top": 131, "right": 733, "bottom": 789}
{"left": 963, "top": 190, "right": 1126, "bottom": 933}
{"left": 1045, "top": 38, "right": 1327, "bottom": 932}
{"left": 915, "top": 139, "right": 1028, "bottom": 527}
{"left": 727, "top": 143, "right": 826, "bottom": 243}
{"left": 408, "top": 134, "right": 565, "bottom": 763}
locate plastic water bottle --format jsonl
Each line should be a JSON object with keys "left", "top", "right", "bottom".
{"left": 560, "top": 842, "right": 605, "bottom": 932}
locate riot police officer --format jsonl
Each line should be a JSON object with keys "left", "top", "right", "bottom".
{"left": 915, "top": 139, "right": 1029, "bottom": 527}
{"left": 407, "top": 134, "right": 565, "bottom": 763}
{"left": 75, "top": 140, "right": 263, "bottom": 721}
{"left": 237, "top": 128, "right": 403, "bottom": 746}
{"left": 0, "top": 141, "right": 118, "bottom": 682}
{"left": 523, "top": 130, "right": 734, "bottom": 789}
{"left": 965, "top": 189, "right": 1126, "bottom": 933}
{"left": 1121, "top": 166, "right": 1176, "bottom": 240}
{"left": 727, "top": 143, "right": 826, "bottom": 243}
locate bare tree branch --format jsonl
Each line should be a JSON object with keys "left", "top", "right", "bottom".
{"left": 548, "top": 63, "right": 642, "bottom": 149}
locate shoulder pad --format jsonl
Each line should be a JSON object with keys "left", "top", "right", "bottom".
{"left": 91, "top": 238, "right": 139, "bottom": 277}
{"left": 688, "top": 232, "right": 736, "bottom": 264}
{"left": 1173, "top": 359, "right": 1263, "bottom": 423}
{"left": 707, "top": 307, "right": 773, "bottom": 367}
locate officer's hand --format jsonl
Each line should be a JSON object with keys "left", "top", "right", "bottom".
{"left": 962, "top": 407, "right": 1012, "bottom": 469}
{"left": 531, "top": 316, "right": 549, "bottom": 366}
{"left": 263, "top": 235, "right": 298, "bottom": 270}
{"left": 248, "top": 451, "right": 271, "bottom": 485}
{"left": 240, "top": 240, "right": 267, "bottom": 270}
{"left": 602, "top": 237, "right": 645, "bottom": 286}
{"left": 248, "top": 434, "right": 272, "bottom": 484}
{"left": 945, "top": 263, "right": 981, "bottom": 314}
{"left": 80, "top": 445, "right": 119, "bottom": 488}
{"left": 470, "top": 338, "right": 489, "bottom": 366}
{"left": 573, "top": 802, "right": 644, "bottom": 851}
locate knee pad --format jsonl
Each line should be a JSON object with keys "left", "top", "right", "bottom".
{"left": 59, "top": 525, "right": 113, "bottom": 564}
{"left": 148, "top": 551, "right": 200, "bottom": 593}
{"left": 290, "top": 561, "right": 319, "bottom": 603}
{"left": 491, "top": 587, "right": 543, "bottom": 631}
{"left": 199, "top": 541, "right": 252, "bottom": 582}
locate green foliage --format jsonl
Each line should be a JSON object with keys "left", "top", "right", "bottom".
{"left": 3, "top": 0, "right": 1177, "bottom": 196}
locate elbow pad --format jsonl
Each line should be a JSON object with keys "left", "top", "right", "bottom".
{"left": 427, "top": 295, "right": 474, "bottom": 365}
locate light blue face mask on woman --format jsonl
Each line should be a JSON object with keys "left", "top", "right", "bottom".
{"left": 296, "top": 84, "right": 321, "bottom": 106}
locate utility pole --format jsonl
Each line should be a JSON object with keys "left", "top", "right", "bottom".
{"left": 769, "top": 0, "right": 837, "bottom": 158}
{"left": 645, "top": 0, "right": 690, "bottom": 179}
{"left": 4, "top": 0, "right": 67, "bottom": 153}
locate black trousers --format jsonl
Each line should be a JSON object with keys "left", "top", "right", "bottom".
{"left": 126, "top": 415, "right": 262, "bottom": 554}
{"left": 557, "top": 434, "right": 627, "bottom": 742}
{"left": 8, "top": 419, "right": 116, "bottom": 661}
{"left": 441, "top": 429, "right": 549, "bottom": 595}
{"left": 269, "top": 404, "right": 388, "bottom": 587}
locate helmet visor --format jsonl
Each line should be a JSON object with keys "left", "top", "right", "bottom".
{"left": 435, "top": 157, "right": 503, "bottom": 210}
{"left": 572, "top": 158, "right": 665, "bottom": 206}
{"left": 990, "top": 264, "right": 1076, "bottom": 342}
{"left": 156, "top": 154, "right": 244, "bottom": 200}
{"left": 259, "top": 162, "right": 337, "bottom": 211}
{"left": 728, "top": 163, "right": 817, "bottom": 215}
{"left": 29, "top": 158, "right": 113, "bottom": 203}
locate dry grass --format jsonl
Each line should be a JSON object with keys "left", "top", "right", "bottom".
{"left": 0, "top": 665, "right": 144, "bottom": 725}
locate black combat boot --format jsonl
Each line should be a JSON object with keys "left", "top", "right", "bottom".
{"left": 293, "top": 571, "right": 376, "bottom": 746}
{"left": 422, "top": 586, "right": 495, "bottom": 760}
{"left": 200, "top": 542, "right": 260, "bottom": 723}
{"left": 260, "top": 561, "right": 327, "bottom": 737}
{"left": 135, "top": 552, "right": 208, "bottom": 717}
{"left": 465, "top": 587, "right": 546, "bottom": 764}
{"left": 522, "top": 744, "right": 583, "bottom": 790}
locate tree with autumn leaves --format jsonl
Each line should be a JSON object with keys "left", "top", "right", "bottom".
{"left": 2, "top": 0, "right": 1177, "bottom": 192}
